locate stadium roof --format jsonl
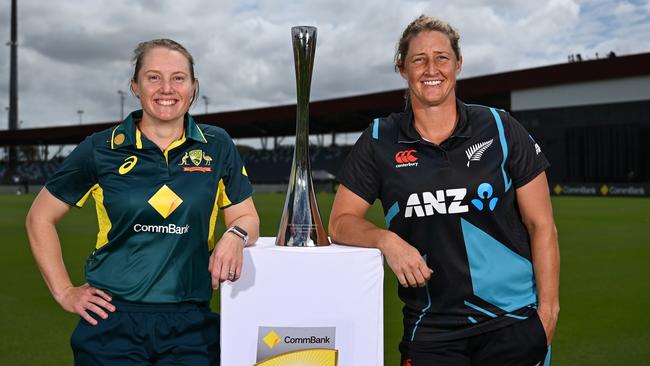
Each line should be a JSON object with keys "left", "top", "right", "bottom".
{"left": 1, "top": 52, "right": 649, "bottom": 146}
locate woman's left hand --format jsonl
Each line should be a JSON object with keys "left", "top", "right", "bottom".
{"left": 516, "top": 173, "right": 560, "bottom": 347}
{"left": 210, "top": 197, "right": 259, "bottom": 290}
{"left": 537, "top": 306, "right": 559, "bottom": 345}
{"left": 208, "top": 233, "right": 245, "bottom": 289}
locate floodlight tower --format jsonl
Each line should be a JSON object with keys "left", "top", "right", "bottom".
{"left": 202, "top": 95, "right": 209, "bottom": 114}
{"left": 118, "top": 90, "right": 126, "bottom": 120}
{"left": 7, "top": 0, "right": 18, "bottom": 171}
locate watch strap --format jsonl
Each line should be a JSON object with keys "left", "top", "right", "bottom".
{"left": 226, "top": 225, "right": 248, "bottom": 246}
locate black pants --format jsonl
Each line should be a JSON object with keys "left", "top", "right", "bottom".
{"left": 71, "top": 300, "right": 220, "bottom": 366}
{"left": 401, "top": 312, "right": 550, "bottom": 366}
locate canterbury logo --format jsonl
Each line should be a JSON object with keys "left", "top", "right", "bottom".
{"left": 395, "top": 149, "right": 418, "bottom": 164}
{"left": 119, "top": 155, "right": 138, "bottom": 175}
{"left": 465, "top": 139, "right": 493, "bottom": 167}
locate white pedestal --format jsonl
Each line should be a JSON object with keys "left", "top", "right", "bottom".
{"left": 221, "top": 237, "right": 384, "bottom": 365}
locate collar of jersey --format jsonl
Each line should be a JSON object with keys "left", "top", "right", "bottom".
{"left": 397, "top": 98, "right": 472, "bottom": 143}
{"left": 110, "top": 110, "right": 208, "bottom": 149}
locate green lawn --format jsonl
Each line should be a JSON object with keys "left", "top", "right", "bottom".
{"left": 1, "top": 193, "right": 649, "bottom": 365}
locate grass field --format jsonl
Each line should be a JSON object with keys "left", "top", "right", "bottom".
{"left": 1, "top": 193, "right": 649, "bottom": 365}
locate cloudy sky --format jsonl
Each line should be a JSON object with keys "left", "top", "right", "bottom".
{"left": 0, "top": 0, "right": 649, "bottom": 130}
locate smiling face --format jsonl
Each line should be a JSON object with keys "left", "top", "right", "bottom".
{"left": 400, "top": 30, "right": 462, "bottom": 109}
{"left": 130, "top": 47, "right": 196, "bottom": 126}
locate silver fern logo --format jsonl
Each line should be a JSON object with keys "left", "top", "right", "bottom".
{"left": 465, "top": 139, "right": 494, "bottom": 167}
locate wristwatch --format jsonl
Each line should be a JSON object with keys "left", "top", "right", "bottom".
{"left": 226, "top": 225, "right": 249, "bottom": 246}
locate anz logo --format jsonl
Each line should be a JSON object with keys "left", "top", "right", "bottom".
{"left": 404, "top": 183, "right": 500, "bottom": 218}
{"left": 405, "top": 189, "right": 469, "bottom": 217}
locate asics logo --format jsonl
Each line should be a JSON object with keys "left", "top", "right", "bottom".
{"left": 119, "top": 155, "right": 138, "bottom": 175}
{"left": 395, "top": 149, "right": 418, "bottom": 164}
{"left": 405, "top": 188, "right": 469, "bottom": 217}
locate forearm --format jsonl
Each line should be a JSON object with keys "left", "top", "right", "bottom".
{"left": 530, "top": 222, "right": 560, "bottom": 313}
{"left": 228, "top": 214, "right": 259, "bottom": 246}
{"left": 329, "top": 186, "right": 431, "bottom": 287}
{"left": 25, "top": 215, "right": 74, "bottom": 301}
{"left": 329, "top": 212, "right": 397, "bottom": 251}
{"left": 222, "top": 197, "right": 260, "bottom": 246}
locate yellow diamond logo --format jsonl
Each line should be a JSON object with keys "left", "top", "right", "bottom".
{"left": 553, "top": 184, "right": 562, "bottom": 195}
{"left": 600, "top": 185, "right": 609, "bottom": 196}
{"left": 263, "top": 330, "right": 281, "bottom": 349}
{"left": 148, "top": 185, "right": 183, "bottom": 219}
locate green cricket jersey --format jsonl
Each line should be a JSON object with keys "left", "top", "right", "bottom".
{"left": 46, "top": 110, "right": 253, "bottom": 303}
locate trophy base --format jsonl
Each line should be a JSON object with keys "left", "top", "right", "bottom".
{"left": 275, "top": 223, "right": 330, "bottom": 247}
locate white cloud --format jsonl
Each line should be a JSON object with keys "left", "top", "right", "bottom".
{"left": 614, "top": 1, "right": 636, "bottom": 16}
{"left": 0, "top": 0, "right": 648, "bottom": 129}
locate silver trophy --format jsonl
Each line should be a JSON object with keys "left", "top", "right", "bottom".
{"left": 276, "top": 26, "right": 329, "bottom": 247}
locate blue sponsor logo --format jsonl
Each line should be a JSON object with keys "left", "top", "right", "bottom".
{"left": 471, "top": 183, "right": 498, "bottom": 211}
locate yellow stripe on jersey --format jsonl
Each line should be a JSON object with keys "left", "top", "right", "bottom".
{"left": 135, "top": 128, "right": 143, "bottom": 149}
{"left": 207, "top": 179, "right": 233, "bottom": 250}
{"left": 217, "top": 178, "right": 232, "bottom": 207}
{"left": 196, "top": 126, "right": 208, "bottom": 143}
{"left": 163, "top": 132, "right": 187, "bottom": 164}
{"left": 242, "top": 166, "right": 248, "bottom": 176}
{"left": 76, "top": 183, "right": 98, "bottom": 207}
{"left": 110, "top": 127, "right": 119, "bottom": 149}
{"left": 207, "top": 182, "right": 221, "bottom": 251}
{"left": 92, "top": 186, "right": 112, "bottom": 249}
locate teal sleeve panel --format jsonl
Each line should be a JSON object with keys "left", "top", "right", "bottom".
{"left": 45, "top": 135, "right": 98, "bottom": 207}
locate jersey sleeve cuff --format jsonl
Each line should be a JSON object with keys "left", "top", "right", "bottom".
{"left": 44, "top": 184, "right": 82, "bottom": 208}
{"left": 219, "top": 188, "right": 255, "bottom": 209}
{"left": 336, "top": 180, "right": 376, "bottom": 205}
{"left": 512, "top": 162, "right": 550, "bottom": 189}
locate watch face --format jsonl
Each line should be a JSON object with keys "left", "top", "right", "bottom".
{"left": 233, "top": 225, "right": 248, "bottom": 237}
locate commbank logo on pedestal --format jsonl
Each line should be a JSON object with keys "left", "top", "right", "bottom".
{"left": 256, "top": 326, "right": 338, "bottom": 366}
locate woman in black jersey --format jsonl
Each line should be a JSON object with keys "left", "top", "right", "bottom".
{"left": 330, "top": 15, "right": 559, "bottom": 365}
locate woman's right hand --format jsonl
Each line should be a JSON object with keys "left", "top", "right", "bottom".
{"left": 329, "top": 185, "right": 433, "bottom": 288}
{"left": 26, "top": 189, "right": 116, "bottom": 325}
{"left": 55, "top": 284, "right": 116, "bottom": 325}
{"left": 379, "top": 232, "right": 433, "bottom": 288}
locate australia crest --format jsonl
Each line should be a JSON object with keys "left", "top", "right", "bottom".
{"left": 180, "top": 149, "right": 212, "bottom": 172}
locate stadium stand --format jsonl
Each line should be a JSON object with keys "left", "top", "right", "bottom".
{"left": 2, "top": 52, "right": 649, "bottom": 194}
{"left": 0, "top": 146, "right": 347, "bottom": 188}
{"left": 1, "top": 159, "right": 61, "bottom": 184}
{"left": 240, "top": 145, "right": 350, "bottom": 185}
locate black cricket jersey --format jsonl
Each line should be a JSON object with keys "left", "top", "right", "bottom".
{"left": 337, "top": 100, "right": 550, "bottom": 341}
{"left": 46, "top": 110, "right": 253, "bottom": 303}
